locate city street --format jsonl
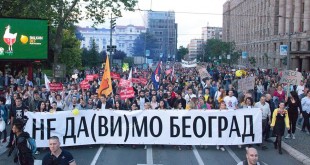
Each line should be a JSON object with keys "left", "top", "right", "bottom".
{"left": 0, "top": 139, "right": 302, "bottom": 165}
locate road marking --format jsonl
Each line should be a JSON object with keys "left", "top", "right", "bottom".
{"left": 34, "top": 160, "right": 42, "bottom": 165}
{"left": 90, "top": 145, "right": 104, "bottom": 165}
{"left": 192, "top": 145, "right": 205, "bottom": 165}
{"left": 225, "top": 146, "right": 241, "bottom": 163}
{"left": 137, "top": 145, "right": 163, "bottom": 165}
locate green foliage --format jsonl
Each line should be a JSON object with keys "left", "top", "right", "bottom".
{"left": 177, "top": 46, "right": 188, "bottom": 61}
{"left": 123, "top": 57, "right": 134, "bottom": 66}
{"left": 83, "top": 40, "right": 101, "bottom": 67}
{"left": 0, "top": 0, "right": 138, "bottom": 64}
{"left": 132, "top": 32, "right": 157, "bottom": 56}
{"left": 113, "top": 50, "right": 127, "bottom": 60}
{"left": 248, "top": 57, "right": 256, "bottom": 66}
{"left": 59, "top": 29, "right": 82, "bottom": 74}
{"left": 200, "top": 39, "right": 240, "bottom": 64}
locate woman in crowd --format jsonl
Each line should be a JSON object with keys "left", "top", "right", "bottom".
{"left": 206, "top": 96, "right": 215, "bottom": 109}
{"left": 285, "top": 91, "right": 302, "bottom": 139}
{"left": 150, "top": 95, "right": 159, "bottom": 109}
{"left": 114, "top": 100, "right": 123, "bottom": 110}
{"left": 197, "top": 97, "right": 207, "bottom": 109}
{"left": 155, "top": 100, "right": 167, "bottom": 110}
{"left": 242, "top": 97, "right": 254, "bottom": 109}
{"left": 37, "top": 101, "right": 47, "bottom": 112}
{"left": 45, "top": 100, "right": 52, "bottom": 110}
{"left": 55, "top": 94, "right": 65, "bottom": 110}
{"left": 216, "top": 101, "right": 227, "bottom": 151}
{"left": 49, "top": 101, "right": 62, "bottom": 113}
{"left": 271, "top": 102, "right": 290, "bottom": 154}
{"left": 273, "top": 84, "right": 286, "bottom": 107}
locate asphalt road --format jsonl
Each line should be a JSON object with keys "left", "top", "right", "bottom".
{"left": 0, "top": 141, "right": 303, "bottom": 165}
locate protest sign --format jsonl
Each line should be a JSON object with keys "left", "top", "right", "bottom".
{"left": 49, "top": 83, "right": 63, "bottom": 91}
{"left": 119, "top": 87, "right": 135, "bottom": 100}
{"left": 238, "top": 76, "right": 256, "bottom": 92}
{"left": 280, "top": 70, "right": 302, "bottom": 85}
{"left": 111, "top": 72, "right": 121, "bottom": 80}
{"left": 80, "top": 80, "right": 90, "bottom": 89}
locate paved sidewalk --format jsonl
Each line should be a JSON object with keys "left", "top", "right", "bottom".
{"left": 282, "top": 126, "right": 310, "bottom": 164}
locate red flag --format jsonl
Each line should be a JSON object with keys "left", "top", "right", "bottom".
{"left": 119, "top": 79, "right": 131, "bottom": 88}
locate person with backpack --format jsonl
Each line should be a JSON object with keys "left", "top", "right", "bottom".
{"left": 8, "top": 119, "right": 34, "bottom": 165}
{"left": 42, "top": 136, "right": 76, "bottom": 165}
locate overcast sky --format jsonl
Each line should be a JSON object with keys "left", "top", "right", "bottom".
{"left": 79, "top": 0, "right": 227, "bottom": 47}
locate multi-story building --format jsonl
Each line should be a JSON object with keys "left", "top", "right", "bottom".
{"left": 188, "top": 39, "right": 203, "bottom": 60}
{"left": 77, "top": 25, "right": 146, "bottom": 56}
{"left": 144, "top": 11, "right": 178, "bottom": 61}
{"left": 223, "top": 0, "right": 310, "bottom": 71}
{"left": 202, "top": 26, "right": 223, "bottom": 41}
{"left": 114, "top": 25, "right": 146, "bottom": 56}
{"left": 77, "top": 27, "right": 111, "bottom": 53}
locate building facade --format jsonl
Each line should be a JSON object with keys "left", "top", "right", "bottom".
{"left": 77, "top": 27, "right": 111, "bottom": 53}
{"left": 188, "top": 39, "right": 203, "bottom": 60}
{"left": 77, "top": 25, "right": 146, "bottom": 56}
{"left": 202, "top": 26, "right": 223, "bottom": 41}
{"left": 223, "top": 0, "right": 310, "bottom": 71}
{"left": 144, "top": 11, "right": 178, "bottom": 61}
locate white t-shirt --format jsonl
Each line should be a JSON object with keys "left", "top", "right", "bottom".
{"left": 223, "top": 96, "right": 238, "bottom": 110}
{"left": 184, "top": 93, "right": 196, "bottom": 103}
{"left": 296, "top": 85, "right": 304, "bottom": 96}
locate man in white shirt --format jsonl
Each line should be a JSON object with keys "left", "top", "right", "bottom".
{"left": 223, "top": 90, "right": 238, "bottom": 110}
{"left": 184, "top": 88, "right": 196, "bottom": 103}
{"left": 254, "top": 96, "right": 271, "bottom": 150}
{"left": 296, "top": 81, "right": 305, "bottom": 96}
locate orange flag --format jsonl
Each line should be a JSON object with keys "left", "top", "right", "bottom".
{"left": 98, "top": 56, "right": 112, "bottom": 97}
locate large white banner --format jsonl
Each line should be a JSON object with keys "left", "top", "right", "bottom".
{"left": 24, "top": 109, "right": 262, "bottom": 147}
{"left": 181, "top": 59, "right": 197, "bottom": 68}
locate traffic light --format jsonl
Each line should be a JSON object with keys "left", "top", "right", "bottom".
{"left": 110, "top": 19, "right": 116, "bottom": 30}
{"left": 107, "top": 45, "right": 117, "bottom": 52}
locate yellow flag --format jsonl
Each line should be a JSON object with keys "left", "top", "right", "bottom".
{"left": 98, "top": 56, "right": 112, "bottom": 97}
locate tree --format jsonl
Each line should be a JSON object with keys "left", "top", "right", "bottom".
{"left": 132, "top": 32, "right": 157, "bottom": 56}
{"left": 59, "top": 29, "right": 82, "bottom": 74}
{"left": 0, "top": 0, "right": 138, "bottom": 64}
{"left": 248, "top": 57, "right": 256, "bottom": 66}
{"left": 113, "top": 50, "right": 127, "bottom": 60}
{"left": 201, "top": 39, "right": 240, "bottom": 64}
{"left": 177, "top": 46, "right": 188, "bottom": 62}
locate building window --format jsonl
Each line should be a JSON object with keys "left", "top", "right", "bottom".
{"left": 297, "top": 41, "right": 301, "bottom": 51}
{"left": 274, "top": 43, "right": 277, "bottom": 52}
{"left": 308, "top": 41, "right": 310, "bottom": 51}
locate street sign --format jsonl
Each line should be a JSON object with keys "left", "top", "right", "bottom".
{"left": 280, "top": 45, "right": 288, "bottom": 56}
{"left": 242, "top": 52, "right": 247, "bottom": 59}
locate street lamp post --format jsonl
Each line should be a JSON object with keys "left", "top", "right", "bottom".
{"left": 278, "top": 15, "right": 292, "bottom": 70}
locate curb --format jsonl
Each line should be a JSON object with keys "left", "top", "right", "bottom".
{"left": 282, "top": 141, "right": 310, "bottom": 165}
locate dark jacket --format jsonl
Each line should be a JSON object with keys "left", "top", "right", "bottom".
{"left": 10, "top": 132, "right": 34, "bottom": 165}
{"left": 96, "top": 101, "right": 113, "bottom": 110}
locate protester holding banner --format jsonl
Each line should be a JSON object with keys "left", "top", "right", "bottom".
{"left": 271, "top": 102, "right": 290, "bottom": 154}
{"left": 96, "top": 94, "right": 112, "bottom": 110}
{"left": 254, "top": 96, "right": 270, "bottom": 150}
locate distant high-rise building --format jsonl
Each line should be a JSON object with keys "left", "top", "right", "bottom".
{"left": 77, "top": 25, "right": 145, "bottom": 56}
{"left": 188, "top": 39, "right": 203, "bottom": 60}
{"left": 223, "top": 0, "right": 310, "bottom": 71}
{"left": 202, "top": 26, "right": 223, "bottom": 41}
{"left": 144, "top": 11, "right": 178, "bottom": 61}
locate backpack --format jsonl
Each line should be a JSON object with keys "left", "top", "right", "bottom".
{"left": 26, "top": 137, "right": 37, "bottom": 154}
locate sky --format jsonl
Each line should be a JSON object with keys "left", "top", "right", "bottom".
{"left": 79, "top": 0, "right": 228, "bottom": 47}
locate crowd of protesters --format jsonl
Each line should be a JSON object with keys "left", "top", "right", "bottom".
{"left": 0, "top": 63, "right": 310, "bottom": 157}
